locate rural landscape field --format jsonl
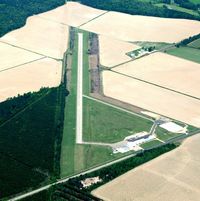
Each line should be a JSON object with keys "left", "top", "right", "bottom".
{"left": 0, "top": 0, "right": 200, "bottom": 200}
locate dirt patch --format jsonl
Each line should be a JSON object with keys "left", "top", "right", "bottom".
{"left": 88, "top": 33, "right": 101, "bottom": 93}
{"left": 93, "top": 134, "right": 200, "bottom": 201}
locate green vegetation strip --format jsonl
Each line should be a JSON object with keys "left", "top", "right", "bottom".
{"left": 83, "top": 97, "right": 153, "bottom": 143}
{"left": 140, "top": 139, "right": 163, "bottom": 149}
{"left": 166, "top": 46, "right": 200, "bottom": 63}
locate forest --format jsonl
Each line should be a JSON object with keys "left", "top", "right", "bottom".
{"left": 0, "top": 0, "right": 65, "bottom": 37}
{"left": 72, "top": 0, "right": 200, "bottom": 20}
{"left": 0, "top": 85, "right": 66, "bottom": 199}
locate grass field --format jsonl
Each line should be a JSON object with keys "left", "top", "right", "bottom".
{"left": 188, "top": 38, "right": 200, "bottom": 49}
{"left": 166, "top": 46, "right": 200, "bottom": 63}
{"left": 155, "top": 127, "right": 183, "bottom": 141}
{"left": 0, "top": 87, "right": 62, "bottom": 199}
{"left": 140, "top": 139, "right": 163, "bottom": 149}
{"left": 83, "top": 97, "right": 153, "bottom": 143}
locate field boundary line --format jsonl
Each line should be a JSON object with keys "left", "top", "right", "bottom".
{"left": 83, "top": 95, "right": 153, "bottom": 122}
{"left": 111, "top": 70, "right": 200, "bottom": 101}
{"left": 36, "top": 15, "right": 69, "bottom": 26}
{"left": 0, "top": 40, "right": 61, "bottom": 61}
{"left": 78, "top": 11, "right": 109, "bottom": 28}
{"left": 0, "top": 56, "right": 46, "bottom": 74}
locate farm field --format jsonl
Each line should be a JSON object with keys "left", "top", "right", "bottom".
{"left": 188, "top": 38, "right": 200, "bottom": 48}
{"left": 99, "top": 35, "right": 139, "bottom": 67}
{"left": 114, "top": 52, "right": 200, "bottom": 98}
{"left": 81, "top": 11, "right": 200, "bottom": 43}
{"left": 102, "top": 71, "right": 200, "bottom": 127}
{"left": 166, "top": 46, "right": 200, "bottom": 63}
{"left": 0, "top": 16, "right": 68, "bottom": 59}
{"left": 93, "top": 134, "right": 200, "bottom": 201}
{"left": 83, "top": 97, "right": 153, "bottom": 143}
{"left": 0, "top": 42, "right": 43, "bottom": 72}
{"left": 38, "top": 2, "right": 106, "bottom": 27}
{"left": 0, "top": 58, "right": 62, "bottom": 102}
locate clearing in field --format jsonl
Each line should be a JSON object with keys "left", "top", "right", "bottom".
{"left": 102, "top": 71, "right": 200, "bottom": 127}
{"left": 0, "top": 16, "right": 68, "bottom": 59}
{"left": 114, "top": 52, "right": 200, "bottom": 98}
{"left": 0, "top": 42, "right": 43, "bottom": 72}
{"left": 166, "top": 46, "right": 200, "bottom": 63}
{"left": 81, "top": 11, "right": 200, "bottom": 43}
{"left": 38, "top": 2, "right": 106, "bottom": 27}
{"left": 0, "top": 58, "right": 61, "bottom": 102}
{"left": 92, "top": 134, "right": 200, "bottom": 201}
{"left": 99, "top": 35, "right": 139, "bottom": 67}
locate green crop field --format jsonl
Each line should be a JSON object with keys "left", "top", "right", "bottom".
{"left": 155, "top": 127, "right": 183, "bottom": 141}
{"left": 188, "top": 38, "right": 200, "bottom": 49}
{"left": 166, "top": 46, "right": 200, "bottom": 63}
{"left": 140, "top": 139, "right": 163, "bottom": 149}
{"left": 0, "top": 87, "right": 63, "bottom": 199}
{"left": 83, "top": 97, "right": 153, "bottom": 143}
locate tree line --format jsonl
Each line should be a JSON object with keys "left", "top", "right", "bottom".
{"left": 72, "top": 0, "right": 200, "bottom": 20}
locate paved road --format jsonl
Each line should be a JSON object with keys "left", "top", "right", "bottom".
{"left": 83, "top": 95, "right": 153, "bottom": 122}
{"left": 76, "top": 33, "right": 83, "bottom": 144}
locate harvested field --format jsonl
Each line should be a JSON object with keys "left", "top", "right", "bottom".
{"left": 0, "top": 58, "right": 61, "bottom": 102}
{"left": 0, "top": 42, "right": 43, "bottom": 72}
{"left": 38, "top": 2, "right": 106, "bottom": 27}
{"left": 82, "top": 12, "right": 200, "bottom": 43}
{"left": 99, "top": 35, "right": 139, "bottom": 67}
{"left": 0, "top": 16, "right": 68, "bottom": 59}
{"left": 114, "top": 52, "right": 200, "bottom": 98}
{"left": 93, "top": 134, "right": 200, "bottom": 201}
{"left": 102, "top": 71, "right": 200, "bottom": 127}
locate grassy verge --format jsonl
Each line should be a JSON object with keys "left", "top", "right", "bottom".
{"left": 140, "top": 139, "right": 163, "bottom": 149}
{"left": 166, "top": 46, "right": 200, "bottom": 63}
{"left": 83, "top": 97, "right": 153, "bottom": 143}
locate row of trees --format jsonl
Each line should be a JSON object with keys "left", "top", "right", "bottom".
{"left": 72, "top": 0, "right": 200, "bottom": 20}
{"left": 177, "top": 33, "right": 200, "bottom": 46}
{"left": 174, "top": 0, "right": 200, "bottom": 11}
